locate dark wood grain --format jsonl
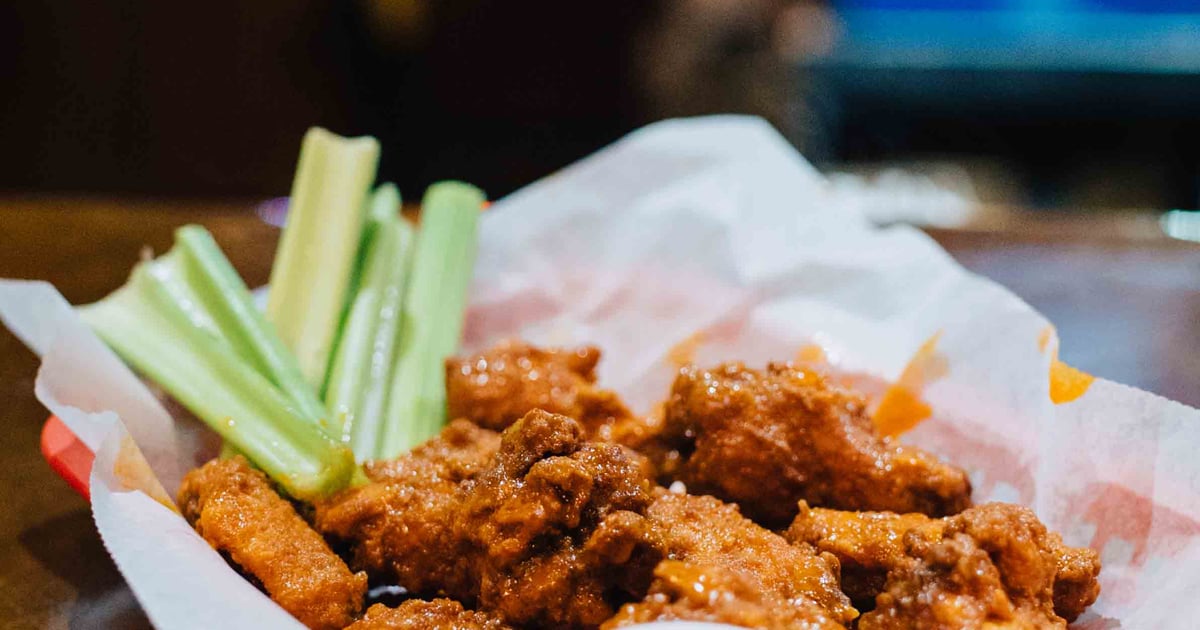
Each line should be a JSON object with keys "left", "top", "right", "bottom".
{"left": 1, "top": 196, "right": 1197, "bottom": 626}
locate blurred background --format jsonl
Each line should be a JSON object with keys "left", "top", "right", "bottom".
{"left": 4, "top": 0, "right": 1200, "bottom": 399}
{"left": 5, "top": 0, "right": 1200, "bottom": 216}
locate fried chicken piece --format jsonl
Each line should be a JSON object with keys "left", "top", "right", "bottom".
{"left": 654, "top": 362, "right": 972, "bottom": 526}
{"left": 445, "top": 341, "right": 655, "bottom": 447}
{"left": 642, "top": 491, "right": 857, "bottom": 625}
{"left": 786, "top": 501, "right": 942, "bottom": 606}
{"left": 315, "top": 420, "right": 500, "bottom": 597}
{"left": 860, "top": 532, "right": 1050, "bottom": 629}
{"left": 790, "top": 503, "right": 1101, "bottom": 625}
{"left": 456, "top": 410, "right": 664, "bottom": 628}
{"left": 365, "top": 418, "right": 502, "bottom": 484}
{"left": 345, "top": 600, "right": 511, "bottom": 630}
{"left": 321, "top": 411, "right": 664, "bottom": 629}
{"left": 1051, "top": 541, "right": 1103, "bottom": 622}
{"left": 603, "top": 560, "right": 847, "bottom": 629}
{"left": 178, "top": 456, "right": 366, "bottom": 630}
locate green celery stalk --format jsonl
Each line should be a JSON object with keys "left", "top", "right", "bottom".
{"left": 379, "top": 181, "right": 484, "bottom": 458}
{"left": 324, "top": 183, "right": 416, "bottom": 458}
{"left": 81, "top": 226, "right": 355, "bottom": 500}
{"left": 268, "top": 127, "right": 381, "bottom": 389}
{"left": 171, "top": 226, "right": 327, "bottom": 421}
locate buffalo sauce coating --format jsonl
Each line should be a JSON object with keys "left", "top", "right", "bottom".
{"left": 788, "top": 502, "right": 1101, "bottom": 627}
{"left": 786, "top": 501, "right": 938, "bottom": 607}
{"left": 177, "top": 456, "right": 366, "bottom": 630}
{"left": 652, "top": 361, "right": 972, "bottom": 527}
{"left": 313, "top": 419, "right": 501, "bottom": 599}
{"left": 345, "top": 600, "right": 511, "bottom": 629}
{"left": 318, "top": 411, "right": 666, "bottom": 629}
{"left": 623, "top": 491, "right": 858, "bottom": 627}
{"left": 445, "top": 341, "right": 658, "bottom": 448}
{"left": 317, "top": 410, "right": 860, "bottom": 629}
{"left": 603, "top": 560, "right": 847, "bottom": 630}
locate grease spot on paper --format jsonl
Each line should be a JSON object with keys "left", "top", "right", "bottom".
{"left": 114, "top": 433, "right": 178, "bottom": 512}
{"left": 1038, "top": 325, "right": 1054, "bottom": 353}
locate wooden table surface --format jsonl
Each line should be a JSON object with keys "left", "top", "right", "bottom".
{"left": 1, "top": 196, "right": 1198, "bottom": 628}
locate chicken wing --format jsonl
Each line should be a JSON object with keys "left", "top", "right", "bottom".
{"left": 455, "top": 409, "right": 664, "bottom": 628}
{"left": 638, "top": 491, "right": 857, "bottom": 626}
{"left": 314, "top": 420, "right": 500, "bottom": 597}
{"left": 1051, "top": 540, "right": 1103, "bottom": 623}
{"left": 445, "top": 341, "right": 656, "bottom": 447}
{"left": 345, "top": 600, "right": 511, "bottom": 629}
{"left": 788, "top": 502, "right": 1101, "bottom": 625}
{"left": 785, "top": 501, "right": 938, "bottom": 607}
{"left": 654, "top": 361, "right": 972, "bottom": 526}
{"left": 320, "top": 411, "right": 664, "bottom": 629}
{"left": 602, "top": 560, "right": 847, "bottom": 630}
{"left": 178, "top": 456, "right": 367, "bottom": 630}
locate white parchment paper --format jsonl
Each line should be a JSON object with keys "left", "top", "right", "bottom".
{"left": 3, "top": 116, "right": 1197, "bottom": 629}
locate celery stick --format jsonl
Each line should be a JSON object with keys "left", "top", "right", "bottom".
{"left": 379, "top": 181, "right": 483, "bottom": 458}
{"left": 324, "top": 184, "right": 415, "bottom": 458}
{"left": 81, "top": 227, "right": 355, "bottom": 500}
{"left": 171, "top": 226, "right": 326, "bottom": 421}
{"left": 267, "top": 128, "right": 380, "bottom": 389}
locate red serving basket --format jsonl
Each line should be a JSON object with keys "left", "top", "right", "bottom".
{"left": 41, "top": 416, "right": 94, "bottom": 500}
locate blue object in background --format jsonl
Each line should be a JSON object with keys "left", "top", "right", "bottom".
{"left": 825, "top": 0, "right": 1200, "bottom": 72}
{"left": 793, "top": 0, "right": 1200, "bottom": 209}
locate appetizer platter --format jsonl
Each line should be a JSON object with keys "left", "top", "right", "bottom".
{"left": 4, "top": 117, "right": 1198, "bottom": 629}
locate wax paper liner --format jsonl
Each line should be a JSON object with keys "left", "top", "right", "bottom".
{"left": 3, "top": 116, "right": 1197, "bottom": 629}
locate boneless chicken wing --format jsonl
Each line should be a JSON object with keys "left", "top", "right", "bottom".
{"left": 314, "top": 420, "right": 500, "bottom": 597}
{"left": 445, "top": 341, "right": 656, "bottom": 447}
{"left": 453, "top": 410, "right": 664, "bottom": 628}
{"left": 785, "top": 501, "right": 939, "bottom": 607}
{"left": 178, "top": 457, "right": 367, "bottom": 630}
{"left": 603, "top": 560, "right": 847, "bottom": 630}
{"left": 654, "top": 362, "right": 972, "bottom": 526}
{"left": 320, "top": 411, "right": 664, "bottom": 629}
{"left": 788, "top": 502, "right": 1101, "bottom": 627}
{"left": 608, "top": 490, "right": 857, "bottom": 628}
{"left": 345, "top": 600, "right": 511, "bottom": 629}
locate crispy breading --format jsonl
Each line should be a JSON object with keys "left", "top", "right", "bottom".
{"left": 642, "top": 491, "right": 856, "bottom": 625}
{"left": 314, "top": 420, "right": 499, "bottom": 597}
{"left": 454, "top": 410, "right": 664, "bottom": 628}
{"left": 654, "top": 361, "right": 972, "bottom": 526}
{"left": 603, "top": 560, "right": 848, "bottom": 630}
{"left": 319, "top": 411, "right": 664, "bottom": 629}
{"left": 445, "top": 341, "right": 656, "bottom": 447}
{"left": 178, "top": 456, "right": 366, "bottom": 630}
{"left": 344, "top": 600, "right": 510, "bottom": 630}
{"left": 785, "top": 501, "right": 941, "bottom": 606}
{"left": 789, "top": 502, "right": 1101, "bottom": 626}
{"left": 1050, "top": 539, "right": 1102, "bottom": 622}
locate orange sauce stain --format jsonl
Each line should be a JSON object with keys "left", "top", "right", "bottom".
{"left": 666, "top": 331, "right": 705, "bottom": 368}
{"left": 872, "top": 332, "right": 949, "bottom": 437}
{"left": 1039, "top": 324, "right": 1094, "bottom": 403}
{"left": 114, "top": 433, "right": 178, "bottom": 512}
{"left": 795, "top": 343, "right": 828, "bottom": 365}
{"left": 1050, "top": 359, "right": 1094, "bottom": 404}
